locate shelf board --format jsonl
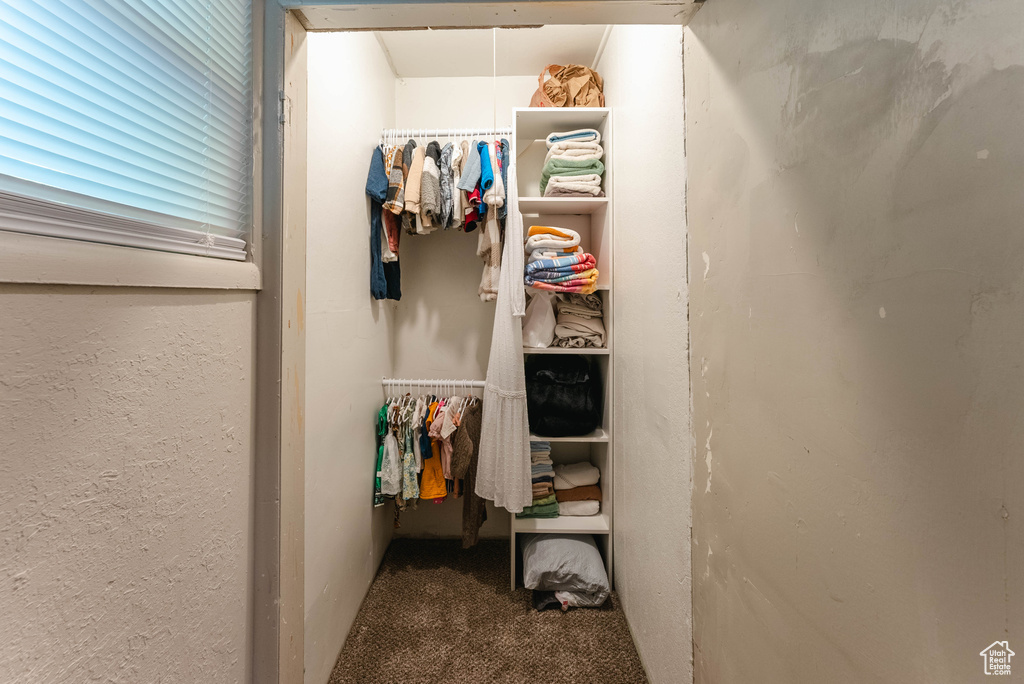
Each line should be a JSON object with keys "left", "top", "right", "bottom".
{"left": 514, "top": 107, "right": 611, "bottom": 142}
{"left": 529, "top": 428, "right": 609, "bottom": 443}
{"left": 518, "top": 196, "right": 608, "bottom": 215}
{"left": 513, "top": 512, "right": 610, "bottom": 535}
{"left": 523, "top": 347, "right": 609, "bottom": 355}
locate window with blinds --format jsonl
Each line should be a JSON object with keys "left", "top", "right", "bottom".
{"left": 0, "top": 0, "right": 252, "bottom": 261}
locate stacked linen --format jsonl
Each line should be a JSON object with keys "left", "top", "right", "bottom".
{"left": 518, "top": 441, "right": 559, "bottom": 518}
{"left": 524, "top": 226, "right": 599, "bottom": 295}
{"left": 553, "top": 461, "right": 602, "bottom": 516}
{"left": 554, "top": 293, "right": 605, "bottom": 348}
{"left": 541, "top": 129, "right": 605, "bottom": 197}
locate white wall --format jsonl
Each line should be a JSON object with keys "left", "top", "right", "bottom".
{"left": 388, "top": 75, "right": 535, "bottom": 539}
{"left": 597, "top": 25, "right": 692, "bottom": 684}
{"left": 686, "top": 0, "right": 1024, "bottom": 681}
{"left": 304, "top": 32, "right": 396, "bottom": 684}
{"left": 0, "top": 285, "right": 254, "bottom": 683}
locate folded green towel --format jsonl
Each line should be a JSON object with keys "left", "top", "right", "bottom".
{"left": 516, "top": 501, "right": 560, "bottom": 518}
{"left": 540, "top": 158, "right": 605, "bottom": 195}
{"left": 530, "top": 494, "right": 557, "bottom": 507}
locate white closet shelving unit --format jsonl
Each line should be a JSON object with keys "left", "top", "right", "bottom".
{"left": 509, "top": 107, "right": 614, "bottom": 590}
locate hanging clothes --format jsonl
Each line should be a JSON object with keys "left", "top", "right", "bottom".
{"left": 451, "top": 400, "right": 486, "bottom": 548}
{"left": 420, "top": 400, "right": 447, "bottom": 500}
{"left": 476, "top": 160, "right": 532, "bottom": 513}
{"left": 423, "top": 142, "right": 444, "bottom": 226}
{"left": 439, "top": 142, "right": 454, "bottom": 228}
{"left": 497, "top": 138, "right": 510, "bottom": 223}
{"left": 366, "top": 147, "right": 401, "bottom": 300}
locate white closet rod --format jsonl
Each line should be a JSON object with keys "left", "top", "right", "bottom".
{"left": 381, "top": 127, "right": 512, "bottom": 139}
{"left": 382, "top": 376, "right": 485, "bottom": 389}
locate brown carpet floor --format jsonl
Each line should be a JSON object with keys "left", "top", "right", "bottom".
{"left": 328, "top": 538, "right": 647, "bottom": 684}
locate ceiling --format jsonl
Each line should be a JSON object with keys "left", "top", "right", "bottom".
{"left": 374, "top": 25, "right": 610, "bottom": 79}
{"left": 295, "top": 2, "right": 703, "bottom": 31}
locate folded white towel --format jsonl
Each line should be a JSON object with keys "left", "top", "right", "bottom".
{"left": 524, "top": 228, "right": 581, "bottom": 254}
{"left": 546, "top": 128, "right": 601, "bottom": 147}
{"left": 558, "top": 500, "right": 600, "bottom": 516}
{"left": 527, "top": 246, "right": 584, "bottom": 263}
{"left": 547, "top": 174, "right": 602, "bottom": 187}
{"left": 544, "top": 182, "right": 605, "bottom": 198}
{"left": 553, "top": 461, "right": 601, "bottom": 490}
{"left": 544, "top": 142, "right": 604, "bottom": 164}
{"left": 544, "top": 175, "right": 603, "bottom": 196}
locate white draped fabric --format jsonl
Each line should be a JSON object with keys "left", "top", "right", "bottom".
{"left": 475, "top": 161, "right": 532, "bottom": 512}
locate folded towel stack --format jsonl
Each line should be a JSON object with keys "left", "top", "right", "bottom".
{"left": 523, "top": 226, "right": 599, "bottom": 294}
{"left": 541, "top": 129, "right": 605, "bottom": 197}
{"left": 554, "top": 292, "right": 605, "bottom": 348}
{"left": 553, "top": 462, "right": 602, "bottom": 517}
{"left": 519, "top": 441, "right": 559, "bottom": 518}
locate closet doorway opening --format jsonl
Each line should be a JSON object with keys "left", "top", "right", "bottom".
{"left": 267, "top": 4, "right": 693, "bottom": 683}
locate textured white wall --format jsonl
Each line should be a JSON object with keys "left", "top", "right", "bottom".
{"left": 686, "top": 0, "right": 1024, "bottom": 681}
{"left": 597, "top": 25, "right": 692, "bottom": 684}
{"left": 0, "top": 284, "right": 254, "bottom": 683}
{"left": 387, "top": 75, "right": 535, "bottom": 539}
{"left": 304, "top": 32, "right": 397, "bottom": 684}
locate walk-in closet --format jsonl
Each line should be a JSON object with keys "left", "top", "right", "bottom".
{"left": 301, "top": 22, "right": 688, "bottom": 683}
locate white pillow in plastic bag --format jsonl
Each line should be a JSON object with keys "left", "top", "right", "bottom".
{"left": 520, "top": 533, "right": 609, "bottom": 608}
{"left": 522, "top": 291, "right": 557, "bottom": 348}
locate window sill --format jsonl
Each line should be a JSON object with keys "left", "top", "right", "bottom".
{"left": 0, "top": 230, "right": 261, "bottom": 290}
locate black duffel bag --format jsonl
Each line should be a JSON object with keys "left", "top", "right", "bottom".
{"left": 525, "top": 354, "right": 603, "bottom": 437}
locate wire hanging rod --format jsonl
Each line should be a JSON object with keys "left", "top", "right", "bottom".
{"left": 382, "top": 376, "right": 486, "bottom": 390}
{"left": 380, "top": 126, "right": 512, "bottom": 142}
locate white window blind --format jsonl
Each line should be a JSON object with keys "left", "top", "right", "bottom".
{"left": 0, "top": 0, "right": 252, "bottom": 261}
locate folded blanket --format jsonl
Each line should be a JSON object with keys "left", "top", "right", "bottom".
{"left": 527, "top": 247, "right": 583, "bottom": 264}
{"left": 529, "top": 267, "right": 598, "bottom": 285}
{"left": 525, "top": 252, "right": 594, "bottom": 275}
{"left": 557, "top": 293, "right": 603, "bottom": 318}
{"left": 524, "top": 225, "right": 581, "bottom": 254}
{"left": 558, "top": 500, "right": 600, "bottom": 516}
{"left": 529, "top": 281, "right": 598, "bottom": 295}
{"left": 530, "top": 493, "right": 557, "bottom": 507}
{"left": 527, "top": 273, "right": 599, "bottom": 291}
{"left": 555, "top": 484, "right": 602, "bottom": 503}
{"left": 546, "top": 128, "right": 601, "bottom": 146}
{"left": 544, "top": 141, "right": 604, "bottom": 164}
{"left": 556, "top": 338, "right": 589, "bottom": 348}
{"left": 554, "top": 311, "right": 606, "bottom": 347}
{"left": 553, "top": 462, "right": 601, "bottom": 490}
{"left": 540, "top": 159, "right": 605, "bottom": 195}
{"left": 528, "top": 266, "right": 599, "bottom": 283}
{"left": 516, "top": 501, "right": 560, "bottom": 518}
